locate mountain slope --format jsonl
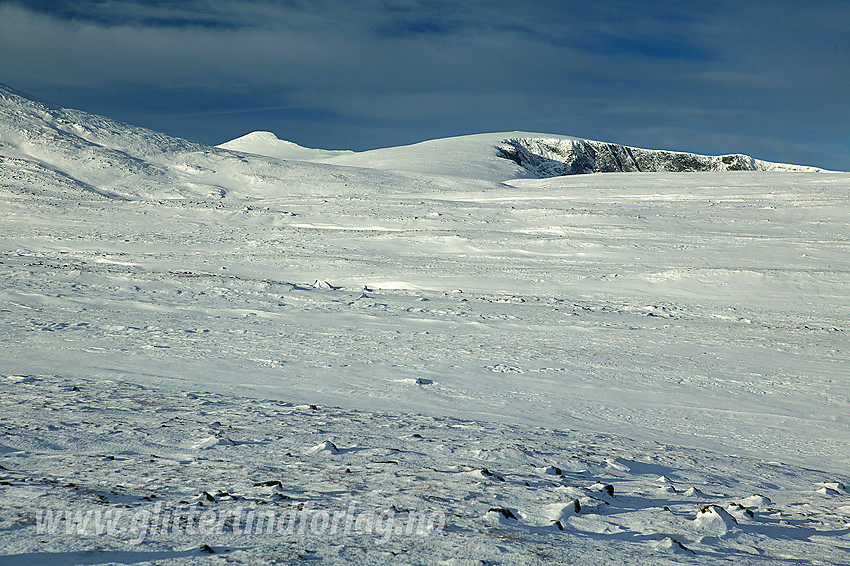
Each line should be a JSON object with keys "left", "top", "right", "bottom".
{"left": 0, "top": 84, "right": 418, "bottom": 200}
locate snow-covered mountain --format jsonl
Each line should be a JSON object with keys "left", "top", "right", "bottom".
{"left": 0, "top": 84, "right": 417, "bottom": 200}
{"left": 219, "top": 130, "right": 354, "bottom": 161}
{"left": 217, "top": 129, "right": 823, "bottom": 182}
{"left": 221, "top": 131, "right": 534, "bottom": 183}
{"left": 2, "top": 84, "right": 849, "bottom": 565}
{"left": 1, "top": 82, "right": 823, "bottom": 203}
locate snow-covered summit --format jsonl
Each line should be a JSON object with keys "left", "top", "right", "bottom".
{"left": 218, "top": 131, "right": 353, "bottom": 161}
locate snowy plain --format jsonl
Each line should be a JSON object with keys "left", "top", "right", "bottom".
{"left": 1, "top": 84, "right": 849, "bottom": 564}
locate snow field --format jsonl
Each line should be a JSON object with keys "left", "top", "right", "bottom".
{"left": 1, "top": 83, "right": 849, "bottom": 563}
{"left": 1, "top": 374, "right": 849, "bottom": 564}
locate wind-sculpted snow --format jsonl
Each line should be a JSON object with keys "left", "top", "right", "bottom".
{"left": 496, "top": 137, "right": 824, "bottom": 177}
{"left": 2, "top": 374, "right": 849, "bottom": 564}
{"left": 1, "top": 83, "right": 849, "bottom": 564}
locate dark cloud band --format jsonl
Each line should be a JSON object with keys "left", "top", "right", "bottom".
{"left": 1, "top": 0, "right": 846, "bottom": 169}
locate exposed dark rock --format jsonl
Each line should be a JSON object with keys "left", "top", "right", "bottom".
{"left": 497, "top": 138, "right": 818, "bottom": 177}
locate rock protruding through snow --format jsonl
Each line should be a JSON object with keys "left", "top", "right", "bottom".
{"left": 496, "top": 137, "right": 824, "bottom": 177}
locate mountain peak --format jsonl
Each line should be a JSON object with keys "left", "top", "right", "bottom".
{"left": 218, "top": 131, "right": 352, "bottom": 161}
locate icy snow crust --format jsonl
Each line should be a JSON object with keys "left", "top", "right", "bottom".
{"left": 1, "top": 83, "right": 849, "bottom": 564}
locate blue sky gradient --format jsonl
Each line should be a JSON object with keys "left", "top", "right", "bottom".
{"left": 1, "top": 0, "right": 847, "bottom": 169}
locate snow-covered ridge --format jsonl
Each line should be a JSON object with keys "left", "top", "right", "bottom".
{"left": 496, "top": 137, "right": 824, "bottom": 177}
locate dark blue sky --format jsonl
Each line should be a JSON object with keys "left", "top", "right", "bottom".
{"left": 1, "top": 0, "right": 848, "bottom": 170}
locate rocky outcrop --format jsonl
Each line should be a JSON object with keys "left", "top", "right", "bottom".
{"left": 496, "top": 138, "right": 823, "bottom": 177}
